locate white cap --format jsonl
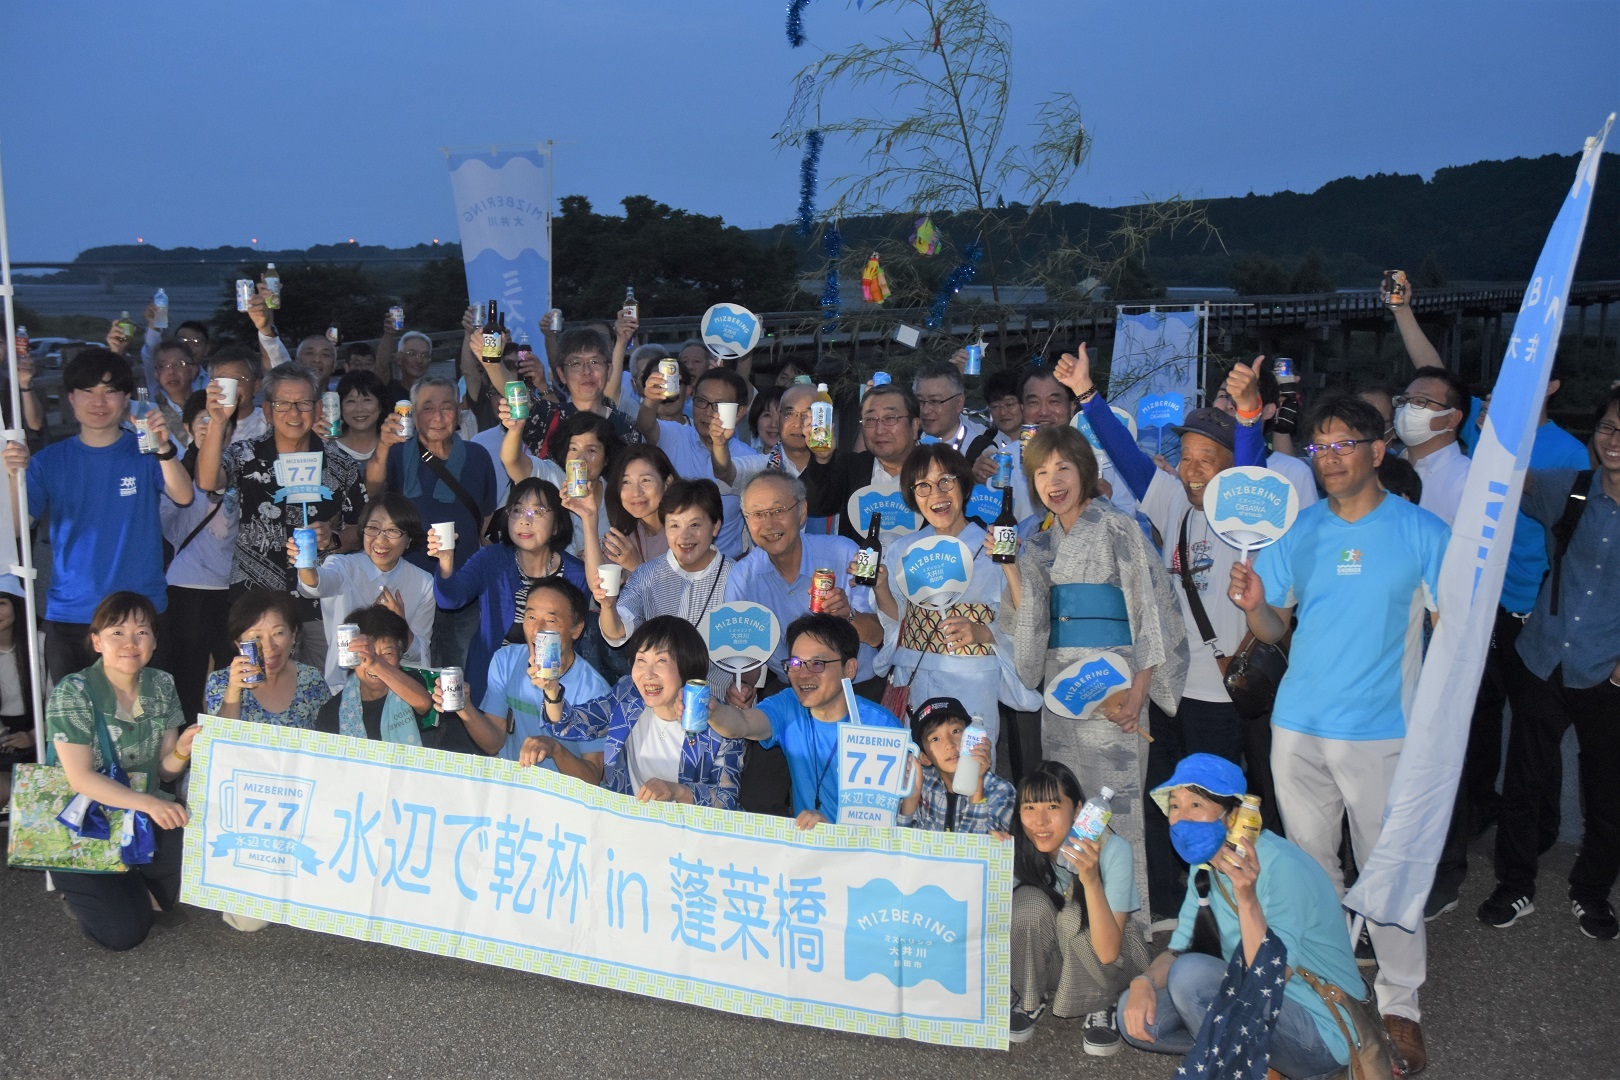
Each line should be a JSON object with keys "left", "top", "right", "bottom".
{"left": 1100, "top": 786, "right": 1115, "bottom": 800}
{"left": 817, "top": 382, "right": 828, "bottom": 391}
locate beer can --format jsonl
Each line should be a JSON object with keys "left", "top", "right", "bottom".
{"left": 1273, "top": 357, "right": 1295, "bottom": 381}
{"left": 963, "top": 342, "right": 984, "bottom": 376}
{"left": 992, "top": 451, "right": 1012, "bottom": 489}
{"left": 235, "top": 279, "right": 255, "bottom": 312}
{"left": 326, "top": 325, "right": 340, "bottom": 346}
{"left": 335, "top": 623, "right": 362, "bottom": 669}
{"left": 658, "top": 358, "right": 681, "bottom": 400}
{"left": 532, "top": 630, "right": 563, "bottom": 679}
{"left": 388, "top": 305, "right": 405, "bottom": 331}
{"left": 321, "top": 391, "right": 342, "bottom": 438}
{"left": 1019, "top": 423, "right": 1039, "bottom": 454}
{"left": 1225, "top": 795, "right": 1263, "bottom": 857}
{"left": 505, "top": 381, "right": 530, "bottom": 421}
{"left": 394, "top": 400, "right": 414, "bottom": 439}
{"left": 293, "top": 526, "right": 319, "bottom": 569}
{"left": 681, "top": 680, "right": 710, "bottom": 734}
{"left": 809, "top": 568, "right": 836, "bottom": 614}
{"left": 549, "top": 309, "right": 563, "bottom": 333}
{"left": 566, "top": 458, "right": 590, "bottom": 498}
{"left": 238, "top": 637, "right": 264, "bottom": 686}
{"left": 871, "top": 371, "right": 891, "bottom": 387}
{"left": 439, "top": 666, "right": 466, "bottom": 712}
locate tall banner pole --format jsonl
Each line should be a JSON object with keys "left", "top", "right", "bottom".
{"left": 0, "top": 142, "right": 47, "bottom": 757}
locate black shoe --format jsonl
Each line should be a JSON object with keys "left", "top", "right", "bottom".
{"left": 1082, "top": 1007, "right": 1121, "bottom": 1057}
{"left": 1571, "top": 895, "right": 1618, "bottom": 940}
{"left": 1423, "top": 891, "right": 1459, "bottom": 922}
{"left": 1009, "top": 1003, "right": 1042, "bottom": 1044}
{"left": 1355, "top": 924, "right": 1377, "bottom": 967}
{"left": 1477, "top": 886, "right": 1536, "bottom": 928}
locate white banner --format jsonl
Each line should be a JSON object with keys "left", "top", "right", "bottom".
{"left": 446, "top": 145, "right": 553, "bottom": 351}
{"left": 183, "top": 719, "right": 1010, "bottom": 1048}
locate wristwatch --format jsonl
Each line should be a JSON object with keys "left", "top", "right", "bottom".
{"left": 154, "top": 444, "right": 177, "bottom": 460}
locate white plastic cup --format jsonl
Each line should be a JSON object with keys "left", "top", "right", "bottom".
{"left": 716, "top": 402, "right": 739, "bottom": 433}
{"left": 216, "top": 377, "right": 240, "bottom": 408}
{"left": 597, "top": 563, "right": 623, "bottom": 597}
{"left": 431, "top": 522, "right": 457, "bottom": 554}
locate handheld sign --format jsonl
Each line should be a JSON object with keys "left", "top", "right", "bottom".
{"left": 1137, "top": 393, "right": 1185, "bottom": 455}
{"left": 1072, "top": 406, "right": 1137, "bottom": 465}
{"left": 836, "top": 716, "right": 916, "bottom": 827}
{"left": 1203, "top": 465, "right": 1300, "bottom": 571}
{"left": 899, "top": 535, "right": 974, "bottom": 610}
{"left": 965, "top": 483, "right": 1002, "bottom": 524}
{"left": 699, "top": 303, "right": 762, "bottom": 361}
{"left": 272, "top": 452, "right": 331, "bottom": 505}
{"left": 1044, "top": 652, "right": 1133, "bottom": 721}
{"left": 701, "top": 601, "right": 779, "bottom": 676}
{"left": 847, "top": 486, "right": 920, "bottom": 542}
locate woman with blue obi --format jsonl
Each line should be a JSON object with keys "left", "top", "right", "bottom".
{"left": 1002, "top": 423, "right": 1188, "bottom": 924}
{"left": 870, "top": 444, "right": 1040, "bottom": 758}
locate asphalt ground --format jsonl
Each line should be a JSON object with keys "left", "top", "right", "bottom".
{"left": 0, "top": 827, "right": 1611, "bottom": 1080}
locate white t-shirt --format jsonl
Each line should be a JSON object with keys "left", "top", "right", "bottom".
{"left": 1140, "top": 469, "right": 1248, "bottom": 702}
{"left": 626, "top": 706, "right": 687, "bottom": 792}
{"left": 1268, "top": 450, "right": 1319, "bottom": 509}
{"left": 1411, "top": 441, "right": 1470, "bottom": 527}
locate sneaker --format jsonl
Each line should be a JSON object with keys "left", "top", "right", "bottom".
{"left": 1382, "top": 1014, "right": 1428, "bottom": 1075}
{"left": 1477, "top": 886, "right": 1535, "bottom": 928}
{"left": 1008, "top": 1003, "right": 1041, "bottom": 1044}
{"left": 1354, "top": 924, "right": 1377, "bottom": 967}
{"left": 1082, "top": 1007, "right": 1121, "bottom": 1057}
{"left": 1423, "top": 892, "right": 1459, "bottom": 922}
{"left": 1571, "top": 895, "right": 1619, "bottom": 940}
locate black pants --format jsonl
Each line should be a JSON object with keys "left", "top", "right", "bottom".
{"left": 54, "top": 823, "right": 184, "bottom": 951}
{"left": 997, "top": 706, "right": 1042, "bottom": 786}
{"left": 162, "top": 587, "right": 235, "bottom": 726}
{"left": 1495, "top": 657, "right": 1620, "bottom": 904}
{"left": 1144, "top": 696, "right": 1244, "bottom": 918}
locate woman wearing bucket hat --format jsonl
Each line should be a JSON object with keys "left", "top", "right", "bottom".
{"left": 1117, "top": 754, "right": 1363, "bottom": 1079}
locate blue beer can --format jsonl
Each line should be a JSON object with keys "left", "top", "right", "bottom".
{"left": 992, "top": 451, "right": 1012, "bottom": 489}
{"left": 681, "top": 680, "right": 710, "bottom": 734}
{"left": 964, "top": 342, "right": 984, "bottom": 376}
{"left": 238, "top": 638, "right": 264, "bottom": 686}
{"left": 293, "top": 526, "right": 319, "bottom": 569}
{"left": 871, "top": 371, "right": 891, "bottom": 387}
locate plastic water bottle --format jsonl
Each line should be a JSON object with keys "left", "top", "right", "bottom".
{"left": 951, "top": 716, "right": 989, "bottom": 796}
{"left": 133, "top": 388, "right": 157, "bottom": 453}
{"left": 1071, "top": 786, "right": 1115, "bottom": 845}
{"left": 153, "top": 288, "right": 169, "bottom": 330}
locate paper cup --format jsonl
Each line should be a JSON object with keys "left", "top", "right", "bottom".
{"left": 216, "top": 377, "right": 240, "bottom": 408}
{"left": 431, "top": 522, "right": 457, "bottom": 553}
{"left": 716, "top": 402, "right": 739, "bottom": 432}
{"left": 597, "top": 564, "right": 623, "bottom": 597}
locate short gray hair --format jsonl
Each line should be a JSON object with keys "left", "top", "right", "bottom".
{"left": 262, "top": 363, "right": 318, "bottom": 402}
{"left": 677, "top": 338, "right": 707, "bottom": 357}
{"left": 630, "top": 343, "right": 670, "bottom": 379}
{"left": 912, "top": 360, "right": 964, "bottom": 396}
{"left": 740, "top": 468, "right": 806, "bottom": 507}
{"left": 398, "top": 331, "right": 434, "bottom": 353}
{"left": 410, "top": 374, "right": 460, "bottom": 409}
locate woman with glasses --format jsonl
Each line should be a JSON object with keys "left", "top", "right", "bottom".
{"left": 601, "top": 445, "right": 678, "bottom": 575}
{"left": 329, "top": 369, "right": 388, "bottom": 464}
{"left": 872, "top": 445, "right": 1040, "bottom": 759}
{"left": 291, "top": 493, "right": 435, "bottom": 694}
{"left": 428, "top": 478, "right": 586, "bottom": 749}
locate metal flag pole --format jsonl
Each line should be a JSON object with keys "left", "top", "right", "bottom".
{"left": 0, "top": 141, "right": 47, "bottom": 761}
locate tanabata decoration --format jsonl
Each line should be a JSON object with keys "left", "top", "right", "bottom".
{"left": 821, "top": 225, "right": 843, "bottom": 331}
{"left": 911, "top": 215, "right": 938, "bottom": 256}
{"left": 861, "top": 253, "right": 891, "bottom": 304}
{"left": 796, "top": 129, "right": 824, "bottom": 237}
{"left": 787, "top": 0, "right": 811, "bottom": 47}
{"left": 925, "top": 241, "right": 984, "bottom": 328}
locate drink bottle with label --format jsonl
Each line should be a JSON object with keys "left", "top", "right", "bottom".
{"left": 1071, "top": 786, "right": 1115, "bottom": 844}
{"left": 262, "top": 263, "right": 281, "bottom": 309}
{"left": 951, "top": 716, "right": 989, "bottom": 796}
{"left": 807, "top": 383, "right": 835, "bottom": 452}
{"left": 481, "top": 301, "right": 504, "bottom": 359}
{"left": 853, "top": 513, "right": 882, "bottom": 587}
{"left": 991, "top": 487, "right": 1018, "bottom": 563}
{"left": 153, "top": 288, "right": 169, "bottom": 330}
{"left": 622, "top": 287, "right": 638, "bottom": 321}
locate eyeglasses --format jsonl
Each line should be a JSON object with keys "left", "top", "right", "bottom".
{"left": 176, "top": 334, "right": 206, "bottom": 346}
{"left": 564, "top": 358, "right": 606, "bottom": 373}
{"left": 510, "top": 507, "right": 553, "bottom": 522}
{"left": 917, "top": 393, "right": 963, "bottom": 410}
{"left": 860, "top": 415, "right": 910, "bottom": 430}
{"left": 155, "top": 360, "right": 195, "bottom": 373}
{"left": 743, "top": 501, "right": 800, "bottom": 524}
{"left": 1302, "top": 438, "right": 1375, "bottom": 459}
{"left": 911, "top": 475, "right": 961, "bottom": 498}
{"left": 1594, "top": 422, "right": 1620, "bottom": 439}
{"left": 693, "top": 395, "right": 736, "bottom": 411}
{"left": 268, "top": 399, "right": 317, "bottom": 413}
{"left": 362, "top": 525, "right": 406, "bottom": 541}
{"left": 785, "top": 656, "right": 839, "bottom": 673}
{"left": 398, "top": 349, "right": 433, "bottom": 361}
{"left": 1392, "top": 394, "right": 1451, "bottom": 412}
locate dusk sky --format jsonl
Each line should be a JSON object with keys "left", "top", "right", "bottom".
{"left": 2, "top": 0, "right": 1616, "bottom": 262}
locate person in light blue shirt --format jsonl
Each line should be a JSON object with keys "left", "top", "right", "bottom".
{"left": 708, "top": 614, "right": 903, "bottom": 828}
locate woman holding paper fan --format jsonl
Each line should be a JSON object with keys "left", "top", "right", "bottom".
{"left": 870, "top": 445, "right": 1039, "bottom": 758}
{"left": 1001, "top": 423, "right": 1189, "bottom": 926}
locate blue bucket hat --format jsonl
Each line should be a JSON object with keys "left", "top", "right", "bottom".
{"left": 1150, "top": 753, "right": 1247, "bottom": 815}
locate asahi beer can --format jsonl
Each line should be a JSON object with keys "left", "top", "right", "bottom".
{"left": 293, "top": 526, "right": 319, "bottom": 569}
{"left": 993, "top": 451, "right": 1012, "bottom": 489}
{"left": 532, "top": 631, "right": 563, "bottom": 679}
{"left": 238, "top": 638, "right": 264, "bottom": 686}
{"left": 549, "top": 309, "right": 563, "bottom": 333}
{"left": 388, "top": 306, "right": 405, "bottom": 331}
{"left": 438, "top": 666, "right": 466, "bottom": 712}
{"left": 566, "top": 458, "right": 590, "bottom": 498}
{"left": 659, "top": 358, "right": 681, "bottom": 400}
{"left": 321, "top": 391, "right": 342, "bottom": 438}
{"left": 505, "top": 381, "right": 530, "bottom": 421}
{"left": 809, "top": 568, "right": 836, "bottom": 614}
{"left": 681, "top": 680, "right": 711, "bottom": 734}
{"left": 964, "top": 342, "right": 984, "bottom": 376}
{"left": 1020, "top": 423, "right": 1039, "bottom": 454}
{"left": 1273, "top": 357, "right": 1295, "bottom": 381}
{"left": 235, "top": 279, "right": 256, "bottom": 312}
{"left": 394, "top": 401, "right": 414, "bottom": 439}
{"left": 335, "top": 623, "right": 362, "bottom": 669}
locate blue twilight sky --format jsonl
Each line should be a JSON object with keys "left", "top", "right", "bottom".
{"left": 2, "top": 0, "right": 1616, "bottom": 261}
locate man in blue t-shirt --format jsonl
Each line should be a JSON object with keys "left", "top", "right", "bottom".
{"left": 1229, "top": 392, "right": 1448, "bottom": 1076}
{"left": 708, "top": 613, "right": 903, "bottom": 829}
{"left": 7, "top": 348, "right": 193, "bottom": 681}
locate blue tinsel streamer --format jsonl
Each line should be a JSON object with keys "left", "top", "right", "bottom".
{"left": 925, "top": 241, "right": 984, "bottom": 327}
{"left": 787, "top": 0, "right": 810, "bottom": 46}
{"left": 796, "top": 129, "right": 823, "bottom": 237}
{"left": 821, "top": 225, "right": 843, "bottom": 331}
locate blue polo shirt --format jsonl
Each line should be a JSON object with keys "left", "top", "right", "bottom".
{"left": 1257, "top": 494, "right": 1448, "bottom": 741}
{"left": 722, "top": 533, "right": 876, "bottom": 679}
{"left": 756, "top": 690, "right": 902, "bottom": 819}
{"left": 480, "top": 644, "right": 612, "bottom": 763}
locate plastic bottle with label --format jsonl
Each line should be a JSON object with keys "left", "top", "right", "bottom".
{"left": 951, "top": 716, "right": 989, "bottom": 796}
{"left": 263, "top": 263, "right": 281, "bottom": 309}
{"left": 153, "top": 288, "right": 169, "bottom": 330}
{"left": 1071, "top": 786, "right": 1115, "bottom": 845}
{"left": 807, "top": 382, "right": 835, "bottom": 453}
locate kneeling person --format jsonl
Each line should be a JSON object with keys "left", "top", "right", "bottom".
{"left": 897, "top": 696, "right": 1015, "bottom": 835}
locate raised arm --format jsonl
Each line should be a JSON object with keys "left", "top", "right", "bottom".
{"left": 608, "top": 309, "right": 636, "bottom": 404}
{"left": 705, "top": 699, "right": 775, "bottom": 742}
{"left": 1056, "top": 345, "right": 1155, "bottom": 500}
{"left": 194, "top": 381, "right": 233, "bottom": 493}
{"left": 633, "top": 373, "right": 670, "bottom": 444}
{"left": 1384, "top": 273, "right": 1444, "bottom": 370}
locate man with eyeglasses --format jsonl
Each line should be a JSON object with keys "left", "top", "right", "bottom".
{"left": 206, "top": 349, "right": 270, "bottom": 445}
{"left": 800, "top": 383, "right": 924, "bottom": 547}
{"left": 913, "top": 361, "right": 985, "bottom": 452}
{"left": 140, "top": 313, "right": 211, "bottom": 399}
{"left": 707, "top": 613, "right": 903, "bottom": 829}
{"left": 1228, "top": 391, "right": 1449, "bottom": 1074}
{"left": 196, "top": 365, "right": 367, "bottom": 668}
{"left": 488, "top": 327, "right": 642, "bottom": 461}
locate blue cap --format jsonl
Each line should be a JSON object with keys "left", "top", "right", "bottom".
{"left": 1149, "top": 753, "right": 1247, "bottom": 815}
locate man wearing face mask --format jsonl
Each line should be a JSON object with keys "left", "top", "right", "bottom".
{"left": 1393, "top": 366, "right": 1471, "bottom": 528}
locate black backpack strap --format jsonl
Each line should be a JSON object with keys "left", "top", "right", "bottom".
{"left": 1177, "top": 510, "right": 1222, "bottom": 656}
{"left": 1548, "top": 470, "right": 1595, "bottom": 617}
{"left": 419, "top": 446, "right": 486, "bottom": 530}
{"left": 173, "top": 498, "right": 223, "bottom": 561}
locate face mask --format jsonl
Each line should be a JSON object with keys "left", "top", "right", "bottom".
{"left": 1170, "top": 818, "right": 1228, "bottom": 866}
{"left": 1394, "top": 402, "right": 1453, "bottom": 447}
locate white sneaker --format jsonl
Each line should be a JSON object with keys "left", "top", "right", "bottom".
{"left": 222, "top": 912, "right": 270, "bottom": 933}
